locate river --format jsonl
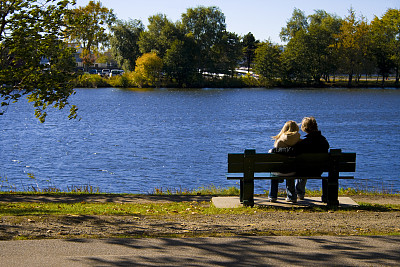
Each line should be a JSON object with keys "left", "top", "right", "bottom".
{"left": 1, "top": 87, "right": 399, "bottom": 194}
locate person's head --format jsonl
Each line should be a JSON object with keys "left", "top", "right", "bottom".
{"left": 272, "top": 120, "right": 299, "bottom": 140}
{"left": 301, "top": 116, "right": 318, "bottom": 133}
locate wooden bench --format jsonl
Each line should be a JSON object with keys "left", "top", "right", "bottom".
{"left": 227, "top": 149, "right": 356, "bottom": 207}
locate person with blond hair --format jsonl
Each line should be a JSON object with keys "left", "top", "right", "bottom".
{"left": 268, "top": 120, "right": 301, "bottom": 203}
{"left": 270, "top": 116, "right": 330, "bottom": 202}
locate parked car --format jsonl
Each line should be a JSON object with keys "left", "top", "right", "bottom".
{"left": 109, "top": 69, "right": 124, "bottom": 77}
{"left": 88, "top": 69, "right": 98, "bottom": 75}
{"left": 101, "top": 69, "right": 110, "bottom": 77}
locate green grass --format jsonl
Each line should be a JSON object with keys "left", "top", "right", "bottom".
{"left": 1, "top": 198, "right": 399, "bottom": 217}
{"left": 151, "top": 185, "right": 240, "bottom": 196}
{"left": 0, "top": 201, "right": 257, "bottom": 216}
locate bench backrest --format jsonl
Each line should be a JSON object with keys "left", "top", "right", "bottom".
{"left": 228, "top": 149, "right": 356, "bottom": 174}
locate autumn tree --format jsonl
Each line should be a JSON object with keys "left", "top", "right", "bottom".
{"left": 334, "top": 8, "right": 372, "bottom": 86}
{"left": 134, "top": 52, "right": 163, "bottom": 87}
{"left": 0, "top": 0, "right": 77, "bottom": 122}
{"left": 65, "top": 0, "right": 116, "bottom": 69}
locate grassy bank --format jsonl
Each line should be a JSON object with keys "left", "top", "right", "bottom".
{"left": 73, "top": 73, "right": 400, "bottom": 89}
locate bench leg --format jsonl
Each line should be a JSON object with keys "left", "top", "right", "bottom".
{"left": 327, "top": 176, "right": 339, "bottom": 206}
{"left": 241, "top": 179, "right": 254, "bottom": 207}
{"left": 321, "top": 179, "right": 327, "bottom": 203}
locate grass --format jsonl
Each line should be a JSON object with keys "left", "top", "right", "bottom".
{"left": 151, "top": 185, "right": 240, "bottom": 196}
{"left": 1, "top": 197, "right": 399, "bottom": 217}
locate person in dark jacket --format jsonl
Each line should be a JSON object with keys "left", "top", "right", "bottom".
{"left": 271, "top": 116, "right": 330, "bottom": 201}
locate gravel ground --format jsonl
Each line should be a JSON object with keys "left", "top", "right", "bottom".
{"left": 0, "top": 194, "right": 399, "bottom": 240}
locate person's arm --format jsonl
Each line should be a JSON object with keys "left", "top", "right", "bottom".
{"left": 270, "top": 147, "right": 297, "bottom": 155}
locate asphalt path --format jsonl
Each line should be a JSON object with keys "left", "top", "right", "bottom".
{"left": 1, "top": 235, "right": 399, "bottom": 266}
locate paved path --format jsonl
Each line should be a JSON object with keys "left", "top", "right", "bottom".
{"left": 1, "top": 236, "right": 399, "bottom": 266}
{"left": 212, "top": 196, "right": 359, "bottom": 208}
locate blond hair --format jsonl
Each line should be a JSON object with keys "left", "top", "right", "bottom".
{"left": 301, "top": 116, "right": 318, "bottom": 133}
{"left": 272, "top": 120, "right": 299, "bottom": 141}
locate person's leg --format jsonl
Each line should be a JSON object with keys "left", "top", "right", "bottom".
{"left": 295, "top": 179, "right": 307, "bottom": 199}
{"left": 286, "top": 179, "right": 297, "bottom": 202}
{"left": 268, "top": 179, "right": 278, "bottom": 201}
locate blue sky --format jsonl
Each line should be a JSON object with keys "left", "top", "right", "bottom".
{"left": 75, "top": 0, "right": 400, "bottom": 44}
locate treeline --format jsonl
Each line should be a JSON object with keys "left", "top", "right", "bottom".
{"left": 67, "top": 1, "right": 400, "bottom": 88}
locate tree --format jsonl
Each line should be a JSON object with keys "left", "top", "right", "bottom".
{"left": 163, "top": 37, "right": 198, "bottom": 86}
{"left": 280, "top": 8, "right": 308, "bottom": 42}
{"left": 371, "top": 9, "right": 400, "bottom": 85}
{"left": 65, "top": 0, "right": 116, "bottom": 69}
{"left": 0, "top": 0, "right": 77, "bottom": 122}
{"left": 138, "top": 14, "right": 181, "bottom": 58}
{"left": 334, "top": 8, "right": 372, "bottom": 86}
{"left": 242, "top": 32, "right": 259, "bottom": 72}
{"left": 280, "top": 9, "right": 342, "bottom": 83}
{"left": 211, "top": 31, "right": 242, "bottom": 76}
{"left": 134, "top": 52, "right": 163, "bottom": 87}
{"left": 254, "top": 42, "right": 282, "bottom": 80}
{"left": 110, "top": 19, "right": 144, "bottom": 71}
{"left": 181, "top": 6, "right": 227, "bottom": 73}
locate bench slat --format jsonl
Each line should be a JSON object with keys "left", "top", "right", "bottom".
{"left": 226, "top": 174, "right": 354, "bottom": 180}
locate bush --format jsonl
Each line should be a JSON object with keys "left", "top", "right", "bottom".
{"left": 108, "top": 74, "right": 133, "bottom": 88}
{"left": 75, "top": 73, "right": 110, "bottom": 88}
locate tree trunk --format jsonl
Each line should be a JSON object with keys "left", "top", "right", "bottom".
{"left": 348, "top": 73, "right": 353, "bottom": 87}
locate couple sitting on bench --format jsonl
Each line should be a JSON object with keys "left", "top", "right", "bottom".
{"left": 268, "top": 116, "right": 330, "bottom": 203}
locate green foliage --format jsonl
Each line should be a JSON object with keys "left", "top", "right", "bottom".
{"left": 110, "top": 19, "right": 144, "bottom": 71}
{"left": 0, "top": 0, "right": 77, "bottom": 122}
{"left": 64, "top": 0, "right": 116, "bottom": 69}
{"left": 138, "top": 14, "right": 181, "bottom": 58}
{"left": 181, "top": 6, "right": 228, "bottom": 74}
{"left": 242, "top": 32, "right": 259, "bottom": 72}
{"left": 254, "top": 42, "right": 282, "bottom": 80}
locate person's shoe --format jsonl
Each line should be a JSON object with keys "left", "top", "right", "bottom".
{"left": 268, "top": 197, "right": 277, "bottom": 202}
{"left": 298, "top": 195, "right": 305, "bottom": 200}
{"left": 286, "top": 197, "right": 297, "bottom": 203}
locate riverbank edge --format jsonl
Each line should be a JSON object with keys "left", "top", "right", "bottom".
{"left": 1, "top": 194, "right": 400, "bottom": 240}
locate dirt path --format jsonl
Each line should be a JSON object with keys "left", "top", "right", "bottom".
{"left": 1, "top": 194, "right": 399, "bottom": 240}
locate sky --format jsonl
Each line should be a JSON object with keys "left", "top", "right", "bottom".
{"left": 74, "top": 0, "right": 400, "bottom": 44}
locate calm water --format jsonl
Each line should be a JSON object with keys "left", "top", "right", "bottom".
{"left": 1, "top": 87, "right": 400, "bottom": 193}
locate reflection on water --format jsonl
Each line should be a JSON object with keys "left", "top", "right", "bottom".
{"left": 1, "top": 87, "right": 399, "bottom": 193}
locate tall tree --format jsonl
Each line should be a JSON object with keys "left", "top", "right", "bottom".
{"left": 242, "top": 32, "right": 259, "bottom": 72}
{"left": 181, "top": 6, "right": 227, "bottom": 73}
{"left": 65, "top": 0, "right": 116, "bottom": 69}
{"left": 280, "top": 8, "right": 308, "bottom": 42}
{"left": 211, "top": 31, "right": 243, "bottom": 76}
{"left": 254, "top": 41, "right": 282, "bottom": 80}
{"left": 110, "top": 19, "right": 144, "bottom": 71}
{"left": 280, "top": 9, "right": 342, "bottom": 83}
{"left": 138, "top": 14, "right": 181, "bottom": 58}
{"left": 371, "top": 9, "right": 400, "bottom": 85}
{"left": 0, "top": 0, "right": 77, "bottom": 122}
{"left": 334, "top": 8, "right": 371, "bottom": 86}
{"left": 163, "top": 37, "right": 198, "bottom": 86}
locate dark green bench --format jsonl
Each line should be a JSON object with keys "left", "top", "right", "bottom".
{"left": 227, "top": 149, "right": 356, "bottom": 206}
